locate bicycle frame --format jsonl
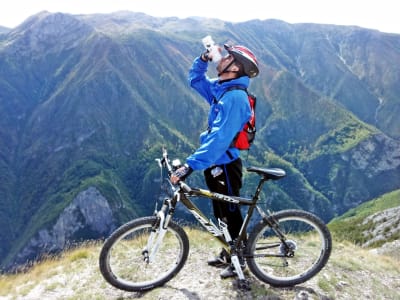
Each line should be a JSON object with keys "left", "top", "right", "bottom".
{"left": 99, "top": 148, "right": 331, "bottom": 291}
{"left": 157, "top": 150, "right": 270, "bottom": 251}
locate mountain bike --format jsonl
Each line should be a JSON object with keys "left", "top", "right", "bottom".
{"left": 99, "top": 148, "right": 332, "bottom": 291}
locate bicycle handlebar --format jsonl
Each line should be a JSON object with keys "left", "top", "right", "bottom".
{"left": 161, "top": 147, "right": 172, "bottom": 175}
{"left": 161, "top": 147, "right": 192, "bottom": 193}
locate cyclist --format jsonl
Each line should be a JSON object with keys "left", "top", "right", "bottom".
{"left": 171, "top": 42, "right": 259, "bottom": 278}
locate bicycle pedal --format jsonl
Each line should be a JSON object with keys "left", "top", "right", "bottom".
{"left": 234, "top": 279, "right": 251, "bottom": 291}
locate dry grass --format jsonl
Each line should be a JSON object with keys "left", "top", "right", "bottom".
{"left": 0, "top": 229, "right": 399, "bottom": 300}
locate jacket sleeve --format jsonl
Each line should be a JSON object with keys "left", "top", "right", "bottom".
{"left": 188, "top": 57, "right": 215, "bottom": 105}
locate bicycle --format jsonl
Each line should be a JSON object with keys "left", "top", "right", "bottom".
{"left": 99, "top": 148, "right": 332, "bottom": 291}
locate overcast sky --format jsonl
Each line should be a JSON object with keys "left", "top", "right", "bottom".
{"left": 0, "top": 0, "right": 399, "bottom": 34}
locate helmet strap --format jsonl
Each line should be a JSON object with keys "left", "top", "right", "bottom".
{"left": 218, "top": 59, "right": 237, "bottom": 77}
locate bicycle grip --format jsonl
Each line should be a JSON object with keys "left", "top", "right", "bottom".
{"left": 161, "top": 148, "right": 173, "bottom": 175}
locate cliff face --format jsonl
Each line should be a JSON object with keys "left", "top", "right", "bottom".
{"left": 308, "top": 133, "right": 400, "bottom": 212}
{"left": 13, "top": 187, "right": 115, "bottom": 267}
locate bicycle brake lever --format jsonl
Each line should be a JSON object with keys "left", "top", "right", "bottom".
{"left": 155, "top": 158, "right": 162, "bottom": 168}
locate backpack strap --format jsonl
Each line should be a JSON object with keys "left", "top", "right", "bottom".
{"left": 213, "top": 86, "right": 248, "bottom": 103}
{"left": 226, "top": 150, "right": 234, "bottom": 160}
{"left": 215, "top": 86, "right": 249, "bottom": 159}
{"left": 223, "top": 86, "right": 248, "bottom": 97}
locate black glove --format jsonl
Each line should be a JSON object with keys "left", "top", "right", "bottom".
{"left": 200, "top": 50, "right": 210, "bottom": 62}
{"left": 172, "top": 164, "right": 193, "bottom": 182}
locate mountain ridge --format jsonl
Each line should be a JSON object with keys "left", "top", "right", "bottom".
{"left": 0, "top": 11, "right": 399, "bottom": 271}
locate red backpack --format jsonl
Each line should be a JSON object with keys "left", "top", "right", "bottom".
{"left": 225, "top": 87, "right": 257, "bottom": 150}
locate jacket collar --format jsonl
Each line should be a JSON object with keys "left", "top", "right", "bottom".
{"left": 213, "top": 76, "right": 249, "bottom": 100}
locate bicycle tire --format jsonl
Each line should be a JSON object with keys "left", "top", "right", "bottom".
{"left": 246, "top": 209, "right": 332, "bottom": 287}
{"left": 99, "top": 216, "right": 189, "bottom": 292}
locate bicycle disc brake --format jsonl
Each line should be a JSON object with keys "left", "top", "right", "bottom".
{"left": 279, "top": 239, "right": 297, "bottom": 257}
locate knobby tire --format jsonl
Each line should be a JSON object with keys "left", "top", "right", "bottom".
{"left": 246, "top": 209, "right": 332, "bottom": 287}
{"left": 99, "top": 216, "right": 189, "bottom": 292}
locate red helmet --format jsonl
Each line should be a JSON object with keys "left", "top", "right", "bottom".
{"left": 224, "top": 44, "right": 259, "bottom": 78}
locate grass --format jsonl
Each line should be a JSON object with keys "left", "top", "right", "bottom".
{"left": 324, "top": 240, "right": 400, "bottom": 299}
{"left": 0, "top": 226, "right": 399, "bottom": 299}
{"left": 0, "top": 241, "right": 103, "bottom": 299}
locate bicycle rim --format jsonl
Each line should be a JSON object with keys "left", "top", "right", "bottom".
{"left": 247, "top": 210, "right": 331, "bottom": 287}
{"left": 99, "top": 217, "right": 189, "bottom": 291}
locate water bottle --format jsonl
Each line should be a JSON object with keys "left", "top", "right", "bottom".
{"left": 202, "top": 35, "right": 222, "bottom": 63}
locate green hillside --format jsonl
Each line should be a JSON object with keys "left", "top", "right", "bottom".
{"left": 329, "top": 190, "right": 400, "bottom": 246}
{"left": 0, "top": 11, "right": 399, "bottom": 272}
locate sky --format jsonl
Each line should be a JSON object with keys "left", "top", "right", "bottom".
{"left": 0, "top": 0, "right": 399, "bottom": 34}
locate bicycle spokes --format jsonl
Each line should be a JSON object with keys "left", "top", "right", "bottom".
{"left": 246, "top": 210, "right": 331, "bottom": 287}
{"left": 99, "top": 217, "right": 189, "bottom": 291}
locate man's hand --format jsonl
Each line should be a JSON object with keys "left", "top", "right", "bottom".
{"left": 170, "top": 164, "right": 193, "bottom": 184}
{"left": 201, "top": 50, "right": 210, "bottom": 62}
{"left": 201, "top": 46, "right": 222, "bottom": 62}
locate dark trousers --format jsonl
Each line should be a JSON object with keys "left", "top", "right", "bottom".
{"left": 204, "top": 158, "right": 243, "bottom": 240}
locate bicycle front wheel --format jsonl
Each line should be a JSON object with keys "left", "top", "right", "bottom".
{"left": 99, "top": 216, "right": 189, "bottom": 292}
{"left": 247, "top": 209, "right": 332, "bottom": 287}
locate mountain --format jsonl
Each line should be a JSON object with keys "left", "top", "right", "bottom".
{"left": 0, "top": 11, "right": 399, "bottom": 271}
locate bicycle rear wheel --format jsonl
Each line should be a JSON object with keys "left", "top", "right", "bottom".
{"left": 99, "top": 216, "right": 189, "bottom": 292}
{"left": 246, "top": 209, "right": 332, "bottom": 287}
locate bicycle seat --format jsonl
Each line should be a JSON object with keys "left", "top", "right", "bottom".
{"left": 246, "top": 166, "right": 286, "bottom": 180}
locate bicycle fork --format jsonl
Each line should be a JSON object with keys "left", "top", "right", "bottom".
{"left": 143, "top": 198, "right": 173, "bottom": 263}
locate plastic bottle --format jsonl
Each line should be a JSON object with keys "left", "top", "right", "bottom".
{"left": 202, "top": 35, "right": 222, "bottom": 63}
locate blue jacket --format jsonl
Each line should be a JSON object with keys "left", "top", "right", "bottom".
{"left": 186, "top": 57, "right": 251, "bottom": 170}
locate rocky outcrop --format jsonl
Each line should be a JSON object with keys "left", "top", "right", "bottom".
{"left": 347, "top": 133, "right": 400, "bottom": 175}
{"left": 11, "top": 187, "right": 115, "bottom": 269}
{"left": 362, "top": 206, "right": 400, "bottom": 248}
{"left": 303, "top": 132, "right": 400, "bottom": 215}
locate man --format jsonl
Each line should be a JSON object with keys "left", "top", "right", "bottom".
{"left": 171, "top": 43, "right": 259, "bottom": 278}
